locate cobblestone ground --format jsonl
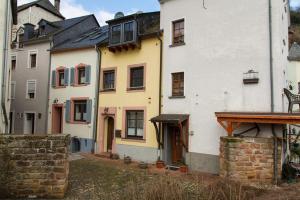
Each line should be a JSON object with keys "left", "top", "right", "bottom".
{"left": 64, "top": 155, "right": 300, "bottom": 200}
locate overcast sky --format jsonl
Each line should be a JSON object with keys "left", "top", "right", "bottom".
{"left": 18, "top": 0, "right": 300, "bottom": 25}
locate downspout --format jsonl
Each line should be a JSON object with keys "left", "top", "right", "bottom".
{"left": 268, "top": 0, "right": 278, "bottom": 185}
{"left": 92, "top": 45, "right": 101, "bottom": 153}
{"left": 2, "top": 0, "right": 10, "bottom": 133}
{"left": 45, "top": 39, "right": 53, "bottom": 133}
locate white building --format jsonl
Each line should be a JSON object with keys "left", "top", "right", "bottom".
{"left": 0, "top": 0, "right": 17, "bottom": 133}
{"left": 159, "top": 0, "right": 290, "bottom": 173}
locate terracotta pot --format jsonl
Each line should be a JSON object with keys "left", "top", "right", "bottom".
{"left": 179, "top": 165, "right": 188, "bottom": 173}
{"left": 156, "top": 160, "right": 165, "bottom": 169}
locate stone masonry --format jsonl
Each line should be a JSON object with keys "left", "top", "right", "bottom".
{"left": 0, "top": 134, "right": 70, "bottom": 199}
{"left": 220, "top": 136, "right": 282, "bottom": 185}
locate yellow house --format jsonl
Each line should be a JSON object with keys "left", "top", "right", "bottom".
{"left": 97, "top": 11, "right": 162, "bottom": 162}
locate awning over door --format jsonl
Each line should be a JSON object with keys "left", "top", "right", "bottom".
{"left": 150, "top": 114, "right": 189, "bottom": 151}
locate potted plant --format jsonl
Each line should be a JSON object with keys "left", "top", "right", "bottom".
{"left": 156, "top": 157, "right": 165, "bottom": 169}
{"left": 179, "top": 161, "right": 188, "bottom": 173}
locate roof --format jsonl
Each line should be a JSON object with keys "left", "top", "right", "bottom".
{"left": 289, "top": 42, "right": 300, "bottom": 61}
{"left": 51, "top": 25, "right": 109, "bottom": 52}
{"left": 18, "top": 0, "right": 64, "bottom": 19}
{"left": 150, "top": 114, "right": 189, "bottom": 123}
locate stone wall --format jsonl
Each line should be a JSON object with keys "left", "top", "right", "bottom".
{"left": 0, "top": 134, "right": 70, "bottom": 199}
{"left": 220, "top": 137, "right": 282, "bottom": 185}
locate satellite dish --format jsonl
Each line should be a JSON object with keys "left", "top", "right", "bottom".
{"left": 114, "top": 12, "right": 124, "bottom": 19}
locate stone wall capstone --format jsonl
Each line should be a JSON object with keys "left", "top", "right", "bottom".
{"left": 220, "top": 136, "right": 282, "bottom": 185}
{"left": 0, "top": 134, "right": 70, "bottom": 199}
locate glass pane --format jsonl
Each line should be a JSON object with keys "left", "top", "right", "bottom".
{"left": 124, "top": 22, "right": 134, "bottom": 42}
{"left": 137, "top": 120, "right": 143, "bottom": 128}
{"left": 127, "top": 128, "right": 135, "bottom": 136}
{"left": 137, "top": 128, "right": 144, "bottom": 136}
{"left": 111, "top": 25, "right": 121, "bottom": 44}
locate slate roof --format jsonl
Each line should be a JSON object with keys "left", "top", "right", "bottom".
{"left": 51, "top": 25, "right": 109, "bottom": 52}
{"left": 288, "top": 43, "right": 300, "bottom": 61}
{"left": 18, "top": 0, "right": 64, "bottom": 19}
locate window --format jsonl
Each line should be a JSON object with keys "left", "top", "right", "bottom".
{"left": 126, "top": 111, "right": 144, "bottom": 139}
{"left": 103, "top": 70, "right": 115, "bottom": 90}
{"left": 26, "top": 80, "right": 36, "bottom": 99}
{"left": 130, "top": 67, "right": 144, "bottom": 89}
{"left": 73, "top": 100, "right": 87, "bottom": 122}
{"left": 172, "top": 72, "right": 184, "bottom": 97}
{"left": 111, "top": 25, "right": 121, "bottom": 44}
{"left": 11, "top": 55, "right": 16, "bottom": 70}
{"left": 172, "top": 19, "right": 184, "bottom": 45}
{"left": 78, "top": 67, "right": 86, "bottom": 85}
{"left": 18, "top": 34, "right": 24, "bottom": 48}
{"left": 10, "top": 81, "right": 16, "bottom": 99}
{"left": 29, "top": 51, "right": 37, "bottom": 69}
{"left": 124, "top": 22, "right": 134, "bottom": 42}
{"left": 58, "top": 70, "right": 65, "bottom": 86}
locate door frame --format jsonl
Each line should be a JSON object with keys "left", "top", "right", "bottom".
{"left": 52, "top": 104, "right": 64, "bottom": 134}
{"left": 23, "top": 111, "right": 36, "bottom": 134}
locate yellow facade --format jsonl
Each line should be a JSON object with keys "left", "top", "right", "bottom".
{"left": 97, "top": 37, "right": 161, "bottom": 158}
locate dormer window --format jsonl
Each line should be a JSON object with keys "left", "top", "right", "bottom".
{"left": 39, "top": 25, "right": 46, "bottom": 36}
{"left": 124, "top": 22, "right": 134, "bottom": 42}
{"left": 108, "top": 21, "right": 137, "bottom": 50}
{"left": 111, "top": 25, "right": 121, "bottom": 44}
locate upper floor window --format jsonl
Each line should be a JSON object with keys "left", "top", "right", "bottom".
{"left": 172, "top": 19, "right": 185, "bottom": 45}
{"left": 18, "top": 34, "right": 24, "bottom": 48}
{"left": 78, "top": 67, "right": 86, "bottom": 85}
{"left": 111, "top": 25, "right": 122, "bottom": 44}
{"left": 129, "top": 66, "right": 144, "bottom": 89}
{"left": 51, "top": 68, "right": 69, "bottom": 88}
{"left": 70, "top": 65, "right": 91, "bottom": 86}
{"left": 103, "top": 70, "right": 115, "bottom": 90}
{"left": 10, "top": 81, "right": 16, "bottom": 100}
{"left": 11, "top": 55, "right": 16, "bottom": 70}
{"left": 58, "top": 69, "right": 65, "bottom": 86}
{"left": 26, "top": 80, "right": 36, "bottom": 99}
{"left": 172, "top": 72, "right": 184, "bottom": 97}
{"left": 124, "top": 22, "right": 134, "bottom": 42}
{"left": 28, "top": 51, "right": 37, "bottom": 69}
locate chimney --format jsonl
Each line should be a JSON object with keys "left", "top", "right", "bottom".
{"left": 55, "top": 0, "right": 60, "bottom": 11}
{"left": 23, "top": 23, "right": 35, "bottom": 40}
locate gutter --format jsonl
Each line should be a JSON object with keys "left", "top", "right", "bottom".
{"left": 1, "top": 0, "right": 10, "bottom": 133}
{"left": 268, "top": 0, "right": 278, "bottom": 185}
{"left": 45, "top": 38, "right": 53, "bottom": 133}
{"left": 92, "top": 45, "right": 101, "bottom": 153}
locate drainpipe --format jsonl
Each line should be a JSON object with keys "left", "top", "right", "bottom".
{"left": 92, "top": 45, "right": 101, "bottom": 153}
{"left": 268, "top": 0, "right": 278, "bottom": 185}
{"left": 45, "top": 39, "right": 53, "bottom": 133}
{"left": 1, "top": 0, "right": 10, "bottom": 133}
{"left": 156, "top": 31, "right": 163, "bottom": 115}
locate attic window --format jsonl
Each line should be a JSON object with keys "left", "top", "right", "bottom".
{"left": 111, "top": 25, "right": 121, "bottom": 44}
{"left": 39, "top": 25, "right": 46, "bottom": 35}
{"left": 124, "top": 22, "right": 134, "bottom": 42}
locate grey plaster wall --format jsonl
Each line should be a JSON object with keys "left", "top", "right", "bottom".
{"left": 116, "top": 144, "right": 158, "bottom": 163}
{"left": 185, "top": 152, "right": 219, "bottom": 174}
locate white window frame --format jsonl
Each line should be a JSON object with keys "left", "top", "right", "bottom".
{"left": 10, "top": 81, "right": 16, "bottom": 100}
{"left": 11, "top": 53, "right": 17, "bottom": 70}
{"left": 27, "top": 50, "right": 38, "bottom": 69}
{"left": 26, "top": 79, "right": 37, "bottom": 99}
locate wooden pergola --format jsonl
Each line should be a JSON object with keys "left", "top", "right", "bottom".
{"left": 215, "top": 112, "right": 300, "bottom": 136}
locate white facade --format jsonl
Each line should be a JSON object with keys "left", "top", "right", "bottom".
{"left": 160, "top": 0, "right": 289, "bottom": 173}
{"left": 48, "top": 48, "right": 99, "bottom": 152}
{"left": 0, "top": 0, "right": 16, "bottom": 133}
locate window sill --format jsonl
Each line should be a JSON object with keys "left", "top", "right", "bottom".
{"left": 68, "top": 121, "right": 89, "bottom": 125}
{"left": 127, "top": 87, "right": 145, "bottom": 92}
{"left": 169, "top": 96, "right": 185, "bottom": 99}
{"left": 72, "top": 83, "right": 89, "bottom": 87}
{"left": 121, "top": 137, "right": 146, "bottom": 143}
{"left": 100, "top": 89, "right": 116, "bottom": 93}
{"left": 169, "top": 42, "right": 186, "bottom": 48}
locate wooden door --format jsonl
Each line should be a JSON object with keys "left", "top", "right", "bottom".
{"left": 171, "top": 126, "right": 183, "bottom": 163}
{"left": 107, "top": 117, "right": 114, "bottom": 151}
{"left": 52, "top": 105, "right": 63, "bottom": 134}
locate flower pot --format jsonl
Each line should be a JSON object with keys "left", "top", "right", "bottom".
{"left": 139, "top": 162, "right": 148, "bottom": 169}
{"left": 156, "top": 160, "right": 165, "bottom": 169}
{"left": 124, "top": 156, "right": 132, "bottom": 164}
{"left": 179, "top": 165, "right": 188, "bottom": 173}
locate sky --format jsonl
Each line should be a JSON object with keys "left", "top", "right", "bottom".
{"left": 17, "top": 0, "right": 160, "bottom": 25}
{"left": 18, "top": 0, "right": 300, "bottom": 25}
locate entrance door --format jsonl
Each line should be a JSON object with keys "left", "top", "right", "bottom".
{"left": 170, "top": 126, "right": 183, "bottom": 163}
{"left": 9, "top": 112, "right": 13, "bottom": 134}
{"left": 52, "top": 105, "right": 63, "bottom": 134}
{"left": 24, "top": 113, "right": 35, "bottom": 134}
{"left": 107, "top": 117, "right": 114, "bottom": 152}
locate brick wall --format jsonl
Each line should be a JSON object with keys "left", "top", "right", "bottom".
{"left": 220, "top": 137, "right": 282, "bottom": 185}
{"left": 0, "top": 134, "right": 70, "bottom": 199}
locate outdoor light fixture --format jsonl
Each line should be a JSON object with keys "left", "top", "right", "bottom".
{"left": 243, "top": 70, "right": 259, "bottom": 84}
